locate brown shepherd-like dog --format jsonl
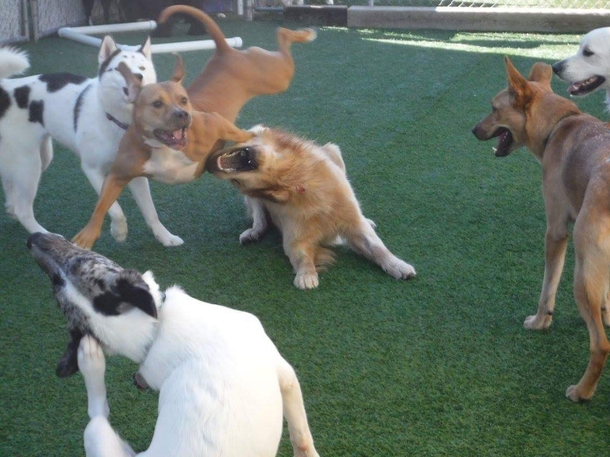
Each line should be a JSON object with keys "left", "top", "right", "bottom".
{"left": 473, "top": 57, "right": 610, "bottom": 402}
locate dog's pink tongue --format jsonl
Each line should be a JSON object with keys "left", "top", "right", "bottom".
{"left": 173, "top": 129, "right": 185, "bottom": 140}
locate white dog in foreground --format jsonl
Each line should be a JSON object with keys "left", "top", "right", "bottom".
{"left": 0, "top": 38, "right": 183, "bottom": 247}
{"left": 552, "top": 27, "right": 610, "bottom": 110}
{"left": 28, "top": 232, "right": 320, "bottom": 457}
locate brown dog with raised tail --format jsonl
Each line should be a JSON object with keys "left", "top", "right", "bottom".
{"left": 158, "top": 5, "right": 317, "bottom": 123}
{"left": 72, "top": 56, "right": 253, "bottom": 250}
{"left": 473, "top": 57, "right": 610, "bottom": 402}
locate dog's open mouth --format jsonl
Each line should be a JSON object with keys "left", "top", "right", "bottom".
{"left": 154, "top": 128, "right": 188, "bottom": 150}
{"left": 213, "top": 147, "right": 257, "bottom": 173}
{"left": 568, "top": 76, "right": 606, "bottom": 96}
{"left": 492, "top": 128, "right": 513, "bottom": 157}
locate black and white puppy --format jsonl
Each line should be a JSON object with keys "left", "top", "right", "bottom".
{"left": 0, "top": 37, "right": 183, "bottom": 247}
{"left": 28, "top": 232, "right": 320, "bottom": 457}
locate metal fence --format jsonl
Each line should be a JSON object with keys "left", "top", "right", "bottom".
{"left": 0, "top": 0, "right": 29, "bottom": 44}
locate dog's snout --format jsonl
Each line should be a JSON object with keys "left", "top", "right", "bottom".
{"left": 173, "top": 109, "right": 190, "bottom": 121}
{"left": 134, "top": 73, "right": 144, "bottom": 82}
{"left": 552, "top": 61, "right": 564, "bottom": 76}
{"left": 26, "top": 232, "right": 44, "bottom": 250}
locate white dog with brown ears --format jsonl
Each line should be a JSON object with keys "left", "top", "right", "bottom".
{"left": 0, "top": 37, "right": 183, "bottom": 247}
{"left": 28, "top": 232, "right": 320, "bottom": 457}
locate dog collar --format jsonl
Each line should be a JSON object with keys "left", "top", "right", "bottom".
{"left": 106, "top": 112, "right": 129, "bottom": 131}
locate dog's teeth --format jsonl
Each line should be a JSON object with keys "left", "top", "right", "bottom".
{"left": 492, "top": 147, "right": 497, "bottom": 153}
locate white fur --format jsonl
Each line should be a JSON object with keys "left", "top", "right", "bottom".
{"left": 78, "top": 280, "right": 320, "bottom": 457}
{"left": 553, "top": 27, "right": 610, "bottom": 109}
{"left": 0, "top": 38, "right": 183, "bottom": 247}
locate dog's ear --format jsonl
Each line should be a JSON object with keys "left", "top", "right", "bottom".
{"left": 98, "top": 35, "right": 118, "bottom": 65}
{"left": 170, "top": 53, "right": 185, "bottom": 84}
{"left": 117, "top": 62, "right": 142, "bottom": 103}
{"left": 114, "top": 271, "right": 158, "bottom": 319}
{"left": 527, "top": 62, "right": 553, "bottom": 89}
{"left": 504, "top": 56, "right": 531, "bottom": 103}
{"left": 93, "top": 270, "right": 158, "bottom": 319}
{"left": 138, "top": 36, "right": 152, "bottom": 61}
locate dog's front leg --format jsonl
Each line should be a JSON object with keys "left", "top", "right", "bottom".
{"left": 78, "top": 336, "right": 135, "bottom": 457}
{"left": 239, "top": 197, "right": 269, "bottom": 243}
{"left": 277, "top": 359, "right": 320, "bottom": 457}
{"left": 127, "top": 177, "right": 184, "bottom": 247}
{"left": 73, "top": 174, "right": 130, "bottom": 250}
{"left": 80, "top": 164, "right": 129, "bottom": 243}
{"left": 286, "top": 240, "right": 319, "bottom": 289}
{"left": 523, "top": 228, "right": 569, "bottom": 330}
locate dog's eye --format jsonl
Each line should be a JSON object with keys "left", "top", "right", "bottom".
{"left": 583, "top": 48, "right": 594, "bottom": 57}
{"left": 139, "top": 66, "right": 145, "bottom": 71}
{"left": 152, "top": 100, "right": 163, "bottom": 108}
{"left": 231, "top": 179, "right": 241, "bottom": 186}
{"left": 180, "top": 97, "right": 188, "bottom": 105}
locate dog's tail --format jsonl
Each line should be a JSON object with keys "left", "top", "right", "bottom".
{"left": 0, "top": 47, "right": 29, "bottom": 79}
{"left": 157, "top": 5, "right": 231, "bottom": 54}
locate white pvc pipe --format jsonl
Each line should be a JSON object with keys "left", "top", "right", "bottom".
{"left": 60, "top": 20, "right": 157, "bottom": 35}
{"left": 58, "top": 21, "right": 243, "bottom": 54}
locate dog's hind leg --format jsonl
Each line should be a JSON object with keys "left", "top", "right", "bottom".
{"left": 128, "top": 177, "right": 184, "bottom": 247}
{"left": 78, "top": 336, "right": 135, "bottom": 457}
{"left": 566, "top": 215, "right": 610, "bottom": 402}
{"left": 345, "top": 219, "right": 416, "bottom": 280}
{"left": 1, "top": 144, "right": 47, "bottom": 233}
{"left": 239, "top": 197, "right": 269, "bottom": 244}
{"left": 524, "top": 225, "right": 570, "bottom": 330}
{"left": 277, "top": 358, "right": 320, "bottom": 457}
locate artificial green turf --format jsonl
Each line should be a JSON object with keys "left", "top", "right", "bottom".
{"left": 1, "top": 17, "right": 608, "bottom": 456}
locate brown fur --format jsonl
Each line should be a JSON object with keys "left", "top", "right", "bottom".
{"left": 72, "top": 57, "right": 253, "bottom": 250}
{"left": 472, "top": 57, "right": 610, "bottom": 401}
{"left": 206, "top": 126, "right": 416, "bottom": 289}
{"left": 158, "top": 5, "right": 317, "bottom": 124}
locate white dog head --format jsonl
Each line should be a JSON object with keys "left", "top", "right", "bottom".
{"left": 27, "top": 232, "right": 163, "bottom": 377}
{"left": 97, "top": 35, "right": 157, "bottom": 124}
{"left": 552, "top": 27, "right": 610, "bottom": 107}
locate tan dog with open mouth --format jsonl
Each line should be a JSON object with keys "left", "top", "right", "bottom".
{"left": 472, "top": 57, "right": 610, "bottom": 402}
{"left": 206, "top": 126, "right": 416, "bottom": 289}
{"left": 73, "top": 57, "right": 253, "bottom": 250}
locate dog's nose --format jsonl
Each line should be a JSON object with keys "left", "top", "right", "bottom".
{"left": 173, "top": 109, "right": 190, "bottom": 121}
{"left": 551, "top": 61, "right": 564, "bottom": 75}
{"left": 133, "top": 73, "right": 143, "bottom": 82}
{"left": 27, "top": 232, "right": 44, "bottom": 250}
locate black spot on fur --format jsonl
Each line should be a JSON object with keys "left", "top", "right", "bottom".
{"left": 98, "top": 49, "right": 122, "bottom": 77}
{"left": 13, "top": 85, "right": 30, "bottom": 109}
{"left": 28, "top": 100, "right": 44, "bottom": 126}
{"left": 73, "top": 84, "right": 92, "bottom": 132}
{"left": 52, "top": 273, "right": 65, "bottom": 287}
{"left": 39, "top": 73, "right": 87, "bottom": 93}
{"left": 115, "top": 276, "right": 157, "bottom": 318}
{"left": 93, "top": 291, "right": 123, "bottom": 316}
{"left": 0, "top": 86, "right": 11, "bottom": 120}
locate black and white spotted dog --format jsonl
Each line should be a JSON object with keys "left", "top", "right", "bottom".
{"left": 0, "top": 37, "right": 183, "bottom": 247}
{"left": 28, "top": 232, "right": 320, "bottom": 457}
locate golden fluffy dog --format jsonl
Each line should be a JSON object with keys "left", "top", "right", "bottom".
{"left": 472, "top": 57, "right": 610, "bottom": 401}
{"left": 206, "top": 126, "right": 416, "bottom": 289}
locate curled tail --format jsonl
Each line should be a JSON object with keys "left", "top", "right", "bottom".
{"left": 0, "top": 47, "right": 29, "bottom": 79}
{"left": 157, "top": 5, "right": 231, "bottom": 54}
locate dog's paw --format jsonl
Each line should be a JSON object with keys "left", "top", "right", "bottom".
{"left": 523, "top": 313, "right": 552, "bottom": 330}
{"left": 73, "top": 228, "right": 100, "bottom": 250}
{"left": 239, "top": 228, "right": 264, "bottom": 244}
{"left": 566, "top": 384, "right": 593, "bottom": 402}
{"left": 110, "top": 218, "right": 128, "bottom": 242}
{"left": 78, "top": 336, "right": 105, "bottom": 381}
{"left": 383, "top": 258, "right": 416, "bottom": 280}
{"left": 158, "top": 233, "right": 184, "bottom": 247}
{"left": 294, "top": 272, "right": 319, "bottom": 289}
{"left": 365, "top": 218, "right": 377, "bottom": 230}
